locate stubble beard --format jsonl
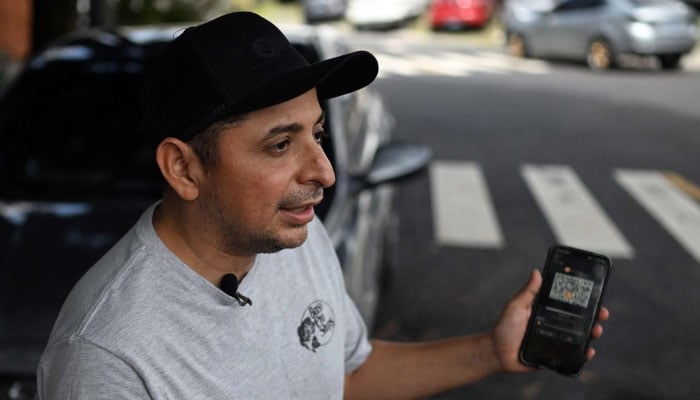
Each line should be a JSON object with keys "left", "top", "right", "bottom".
{"left": 201, "top": 184, "right": 322, "bottom": 256}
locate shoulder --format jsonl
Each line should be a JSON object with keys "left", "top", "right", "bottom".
{"left": 38, "top": 335, "right": 149, "bottom": 398}
{"left": 46, "top": 206, "right": 198, "bottom": 349}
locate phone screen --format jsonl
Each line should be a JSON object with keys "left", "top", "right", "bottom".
{"left": 519, "top": 245, "right": 611, "bottom": 376}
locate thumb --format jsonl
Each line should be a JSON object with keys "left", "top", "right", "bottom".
{"left": 514, "top": 269, "right": 542, "bottom": 308}
{"left": 492, "top": 269, "right": 544, "bottom": 373}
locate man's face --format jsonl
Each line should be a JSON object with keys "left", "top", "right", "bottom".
{"left": 197, "top": 88, "right": 335, "bottom": 256}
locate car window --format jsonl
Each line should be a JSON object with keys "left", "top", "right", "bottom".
{"left": 554, "top": 0, "right": 606, "bottom": 11}
{"left": 0, "top": 38, "right": 165, "bottom": 200}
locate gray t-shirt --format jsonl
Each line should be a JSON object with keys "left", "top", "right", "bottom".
{"left": 38, "top": 203, "right": 371, "bottom": 399}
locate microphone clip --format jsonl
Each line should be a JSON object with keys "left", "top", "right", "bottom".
{"left": 220, "top": 273, "right": 253, "bottom": 307}
{"left": 234, "top": 292, "right": 252, "bottom": 307}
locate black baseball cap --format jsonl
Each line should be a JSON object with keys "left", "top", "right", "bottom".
{"left": 140, "top": 11, "right": 379, "bottom": 142}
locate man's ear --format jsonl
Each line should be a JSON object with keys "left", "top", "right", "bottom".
{"left": 155, "top": 138, "right": 204, "bottom": 201}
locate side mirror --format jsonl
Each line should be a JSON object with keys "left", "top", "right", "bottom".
{"left": 355, "top": 142, "right": 432, "bottom": 189}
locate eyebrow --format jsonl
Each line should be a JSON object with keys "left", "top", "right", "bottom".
{"left": 265, "top": 111, "right": 325, "bottom": 138}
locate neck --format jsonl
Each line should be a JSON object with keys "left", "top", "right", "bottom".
{"left": 152, "top": 201, "right": 255, "bottom": 286}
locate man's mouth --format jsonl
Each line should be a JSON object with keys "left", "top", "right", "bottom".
{"left": 278, "top": 188, "right": 324, "bottom": 224}
{"left": 279, "top": 203, "right": 318, "bottom": 225}
{"left": 284, "top": 205, "right": 314, "bottom": 213}
{"left": 279, "top": 188, "right": 324, "bottom": 210}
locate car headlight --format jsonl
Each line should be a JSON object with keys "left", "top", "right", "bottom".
{"left": 627, "top": 21, "right": 656, "bottom": 41}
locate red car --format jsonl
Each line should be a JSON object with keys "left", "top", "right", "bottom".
{"left": 429, "top": 0, "right": 496, "bottom": 30}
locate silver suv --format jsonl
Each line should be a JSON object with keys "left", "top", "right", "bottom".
{"left": 502, "top": 0, "right": 699, "bottom": 69}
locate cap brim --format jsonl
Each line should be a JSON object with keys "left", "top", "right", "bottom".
{"left": 233, "top": 50, "right": 378, "bottom": 115}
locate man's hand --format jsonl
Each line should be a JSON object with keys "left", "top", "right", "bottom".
{"left": 345, "top": 270, "right": 611, "bottom": 400}
{"left": 489, "top": 269, "right": 610, "bottom": 373}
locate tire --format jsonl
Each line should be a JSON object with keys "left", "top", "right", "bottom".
{"left": 658, "top": 53, "right": 682, "bottom": 70}
{"left": 506, "top": 32, "right": 528, "bottom": 58}
{"left": 586, "top": 38, "right": 616, "bottom": 70}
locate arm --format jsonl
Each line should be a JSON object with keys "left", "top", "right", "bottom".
{"left": 344, "top": 270, "right": 608, "bottom": 400}
{"left": 344, "top": 334, "right": 502, "bottom": 400}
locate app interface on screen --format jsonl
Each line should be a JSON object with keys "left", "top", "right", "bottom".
{"left": 533, "top": 250, "right": 607, "bottom": 346}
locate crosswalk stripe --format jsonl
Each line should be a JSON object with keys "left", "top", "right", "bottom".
{"left": 375, "top": 53, "right": 423, "bottom": 77}
{"left": 374, "top": 50, "right": 553, "bottom": 78}
{"left": 429, "top": 161, "right": 700, "bottom": 261}
{"left": 615, "top": 170, "right": 700, "bottom": 264}
{"left": 441, "top": 52, "right": 508, "bottom": 75}
{"left": 521, "top": 164, "right": 634, "bottom": 259}
{"left": 444, "top": 51, "right": 550, "bottom": 75}
{"left": 411, "top": 54, "right": 475, "bottom": 77}
{"left": 430, "top": 161, "right": 504, "bottom": 248}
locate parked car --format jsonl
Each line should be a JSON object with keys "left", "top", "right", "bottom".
{"left": 682, "top": 0, "right": 700, "bottom": 9}
{"left": 429, "top": 0, "right": 497, "bottom": 30}
{"left": 0, "top": 23, "right": 430, "bottom": 398}
{"left": 346, "top": 0, "right": 430, "bottom": 29}
{"left": 302, "top": 0, "right": 348, "bottom": 23}
{"left": 501, "top": 0, "right": 699, "bottom": 70}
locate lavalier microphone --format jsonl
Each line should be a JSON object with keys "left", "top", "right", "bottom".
{"left": 220, "top": 273, "right": 252, "bottom": 306}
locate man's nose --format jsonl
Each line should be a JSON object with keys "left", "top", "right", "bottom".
{"left": 301, "top": 142, "right": 336, "bottom": 189}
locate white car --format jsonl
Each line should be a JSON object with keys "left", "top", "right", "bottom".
{"left": 346, "top": 0, "right": 430, "bottom": 29}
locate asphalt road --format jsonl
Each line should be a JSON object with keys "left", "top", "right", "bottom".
{"left": 352, "top": 32, "right": 700, "bottom": 399}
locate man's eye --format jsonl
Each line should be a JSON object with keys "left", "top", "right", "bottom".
{"left": 272, "top": 140, "right": 289, "bottom": 153}
{"left": 314, "top": 130, "right": 328, "bottom": 144}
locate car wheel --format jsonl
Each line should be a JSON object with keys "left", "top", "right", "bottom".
{"left": 506, "top": 32, "right": 528, "bottom": 58}
{"left": 586, "top": 38, "right": 616, "bottom": 70}
{"left": 658, "top": 54, "right": 682, "bottom": 70}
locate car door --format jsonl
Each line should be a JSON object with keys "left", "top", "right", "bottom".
{"left": 539, "top": 0, "right": 609, "bottom": 58}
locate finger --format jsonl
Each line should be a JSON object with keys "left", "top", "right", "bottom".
{"left": 597, "top": 306, "right": 610, "bottom": 322}
{"left": 591, "top": 323, "right": 604, "bottom": 340}
{"left": 586, "top": 347, "right": 596, "bottom": 361}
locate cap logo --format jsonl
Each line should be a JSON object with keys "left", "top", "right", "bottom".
{"left": 252, "top": 37, "right": 280, "bottom": 60}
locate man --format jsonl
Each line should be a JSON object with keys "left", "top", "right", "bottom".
{"left": 37, "top": 11, "right": 608, "bottom": 399}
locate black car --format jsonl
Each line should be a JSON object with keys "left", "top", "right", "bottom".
{"left": 0, "top": 23, "right": 430, "bottom": 398}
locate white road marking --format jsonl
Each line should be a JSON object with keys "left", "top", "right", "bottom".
{"left": 411, "top": 54, "right": 474, "bottom": 77}
{"left": 430, "top": 161, "right": 504, "bottom": 248}
{"left": 445, "top": 51, "right": 550, "bottom": 75}
{"left": 375, "top": 53, "right": 422, "bottom": 77}
{"left": 374, "top": 50, "right": 552, "bottom": 78}
{"left": 615, "top": 170, "right": 700, "bottom": 264}
{"left": 522, "top": 164, "right": 634, "bottom": 258}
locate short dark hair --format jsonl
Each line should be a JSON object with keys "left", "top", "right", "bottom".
{"left": 187, "top": 113, "right": 248, "bottom": 169}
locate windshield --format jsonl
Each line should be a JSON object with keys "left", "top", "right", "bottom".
{"left": 0, "top": 38, "right": 165, "bottom": 200}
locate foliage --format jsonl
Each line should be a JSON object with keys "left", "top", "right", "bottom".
{"left": 115, "top": 0, "right": 230, "bottom": 25}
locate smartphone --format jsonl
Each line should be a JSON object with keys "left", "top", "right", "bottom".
{"left": 519, "top": 245, "right": 612, "bottom": 376}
